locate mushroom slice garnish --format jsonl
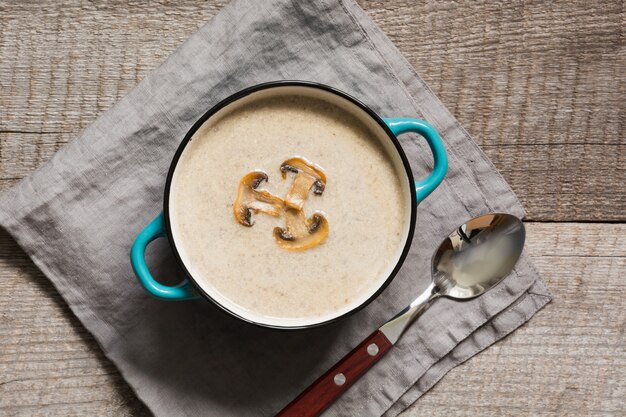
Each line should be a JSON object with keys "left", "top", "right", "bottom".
{"left": 280, "top": 157, "right": 327, "bottom": 210}
{"left": 233, "top": 171, "right": 284, "bottom": 227}
{"left": 273, "top": 208, "right": 329, "bottom": 251}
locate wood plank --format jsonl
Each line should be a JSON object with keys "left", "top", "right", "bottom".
{"left": 0, "top": 222, "right": 624, "bottom": 416}
{"left": 361, "top": 0, "right": 626, "bottom": 222}
{"left": 0, "top": 0, "right": 624, "bottom": 221}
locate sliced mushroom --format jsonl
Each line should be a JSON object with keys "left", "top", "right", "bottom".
{"left": 273, "top": 208, "right": 329, "bottom": 251}
{"left": 280, "top": 157, "right": 327, "bottom": 210}
{"left": 233, "top": 171, "right": 284, "bottom": 227}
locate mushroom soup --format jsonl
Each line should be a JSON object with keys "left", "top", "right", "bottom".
{"left": 169, "top": 92, "right": 410, "bottom": 325}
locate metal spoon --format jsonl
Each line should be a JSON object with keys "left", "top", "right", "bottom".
{"left": 276, "top": 213, "right": 525, "bottom": 417}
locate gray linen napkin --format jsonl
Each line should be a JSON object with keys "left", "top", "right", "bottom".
{"left": 0, "top": 0, "right": 552, "bottom": 416}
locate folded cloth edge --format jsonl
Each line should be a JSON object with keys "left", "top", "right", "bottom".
{"left": 384, "top": 279, "right": 552, "bottom": 416}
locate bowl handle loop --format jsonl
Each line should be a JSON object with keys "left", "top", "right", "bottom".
{"left": 130, "top": 212, "right": 199, "bottom": 300}
{"left": 384, "top": 118, "right": 448, "bottom": 205}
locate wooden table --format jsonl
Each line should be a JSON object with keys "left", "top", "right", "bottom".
{"left": 1, "top": 1, "right": 624, "bottom": 416}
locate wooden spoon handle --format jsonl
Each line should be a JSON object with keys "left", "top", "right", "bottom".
{"left": 276, "top": 330, "right": 393, "bottom": 417}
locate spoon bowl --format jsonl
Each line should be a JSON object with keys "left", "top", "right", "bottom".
{"left": 433, "top": 213, "right": 525, "bottom": 299}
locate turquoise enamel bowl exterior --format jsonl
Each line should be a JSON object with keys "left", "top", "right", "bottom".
{"left": 131, "top": 81, "right": 448, "bottom": 329}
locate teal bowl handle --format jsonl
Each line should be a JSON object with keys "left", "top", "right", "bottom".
{"left": 384, "top": 118, "right": 448, "bottom": 204}
{"left": 130, "top": 213, "right": 199, "bottom": 300}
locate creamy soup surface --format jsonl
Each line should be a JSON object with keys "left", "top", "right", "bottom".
{"left": 170, "top": 91, "right": 408, "bottom": 325}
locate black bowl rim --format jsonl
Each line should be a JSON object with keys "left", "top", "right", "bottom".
{"left": 162, "top": 80, "right": 417, "bottom": 330}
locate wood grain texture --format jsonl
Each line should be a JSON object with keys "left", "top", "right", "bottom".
{"left": 362, "top": 0, "right": 626, "bottom": 222}
{"left": 0, "top": 0, "right": 624, "bottom": 416}
{"left": 0, "top": 0, "right": 624, "bottom": 221}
